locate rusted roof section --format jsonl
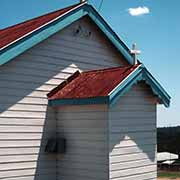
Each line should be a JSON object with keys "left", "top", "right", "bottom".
{"left": 0, "top": 3, "right": 81, "bottom": 49}
{"left": 48, "top": 64, "right": 140, "bottom": 100}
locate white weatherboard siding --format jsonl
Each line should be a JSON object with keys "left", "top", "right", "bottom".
{"left": 109, "top": 83, "right": 157, "bottom": 180}
{"left": 0, "top": 16, "right": 124, "bottom": 180}
{"left": 56, "top": 105, "right": 109, "bottom": 180}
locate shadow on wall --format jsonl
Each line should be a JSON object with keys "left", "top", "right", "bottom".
{"left": 0, "top": 54, "right": 88, "bottom": 179}
{"left": 108, "top": 83, "right": 157, "bottom": 178}
{"left": 0, "top": 15, "right": 127, "bottom": 179}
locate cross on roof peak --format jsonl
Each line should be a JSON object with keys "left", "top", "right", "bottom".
{"left": 130, "top": 43, "right": 141, "bottom": 64}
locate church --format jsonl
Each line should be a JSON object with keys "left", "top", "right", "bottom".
{"left": 0, "top": 1, "right": 170, "bottom": 180}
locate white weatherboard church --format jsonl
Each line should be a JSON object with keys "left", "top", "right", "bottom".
{"left": 0, "top": 1, "right": 170, "bottom": 180}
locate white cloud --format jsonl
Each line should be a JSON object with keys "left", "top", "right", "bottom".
{"left": 128, "top": 6, "right": 150, "bottom": 16}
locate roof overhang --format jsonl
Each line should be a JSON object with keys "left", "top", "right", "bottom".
{"left": 0, "top": 3, "right": 133, "bottom": 65}
{"left": 48, "top": 64, "right": 171, "bottom": 107}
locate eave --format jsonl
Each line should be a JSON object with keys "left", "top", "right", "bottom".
{"left": 0, "top": 3, "right": 133, "bottom": 65}
{"left": 48, "top": 65, "right": 171, "bottom": 108}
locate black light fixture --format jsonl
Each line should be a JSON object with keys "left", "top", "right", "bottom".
{"left": 45, "top": 138, "right": 66, "bottom": 154}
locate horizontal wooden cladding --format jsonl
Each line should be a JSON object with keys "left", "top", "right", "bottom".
{"left": 110, "top": 124, "right": 156, "bottom": 133}
{"left": 1, "top": 174, "right": 56, "bottom": 180}
{"left": 57, "top": 175, "right": 96, "bottom": 180}
{"left": 0, "top": 123, "right": 55, "bottom": 133}
{"left": 45, "top": 38, "right": 116, "bottom": 59}
{"left": 39, "top": 36, "right": 119, "bottom": 60}
{"left": 111, "top": 159, "right": 156, "bottom": 171}
{"left": 57, "top": 111, "right": 108, "bottom": 120}
{"left": 0, "top": 154, "right": 56, "bottom": 164}
{"left": 110, "top": 165, "right": 156, "bottom": 179}
{"left": 0, "top": 117, "right": 50, "bottom": 126}
{"left": 48, "top": 32, "right": 109, "bottom": 50}
{"left": 0, "top": 64, "right": 74, "bottom": 82}
{"left": 0, "top": 96, "right": 48, "bottom": 105}
{"left": 109, "top": 111, "right": 156, "bottom": 118}
{"left": 53, "top": 25, "right": 113, "bottom": 48}
{"left": 9, "top": 52, "right": 118, "bottom": 76}
{"left": 109, "top": 118, "right": 156, "bottom": 127}
{"left": 58, "top": 154, "right": 107, "bottom": 164}
{"left": 0, "top": 110, "right": 55, "bottom": 118}
{"left": 58, "top": 132, "right": 106, "bottom": 141}
{"left": 33, "top": 44, "right": 119, "bottom": 66}
{"left": 0, "top": 87, "right": 49, "bottom": 98}
{"left": 110, "top": 131, "right": 156, "bottom": 141}
{"left": 0, "top": 16, "right": 124, "bottom": 180}
{"left": 109, "top": 83, "right": 156, "bottom": 180}
{"left": 23, "top": 52, "right": 111, "bottom": 71}
{"left": 0, "top": 147, "right": 41, "bottom": 156}
{"left": 0, "top": 104, "right": 48, "bottom": 113}
{"left": 0, "top": 71, "right": 64, "bottom": 86}
{"left": 58, "top": 162, "right": 108, "bottom": 172}
{"left": 110, "top": 137, "right": 155, "bottom": 148}
{"left": 58, "top": 166, "right": 108, "bottom": 179}
{"left": 0, "top": 168, "right": 56, "bottom": 179}
{"left": 57, "top": 120, "right": 107, "bottom": 129}
{"left": 0, "top": 79, "right": 56, "bottom": 92}
{"left": 2, "top": 55, "right": 78, "bottom": 74}
{"left": 57, "top": 127, "right": 107, "bottom": 134}
{"left": 57, "top": 104, "right": 108, "bottom": 112}
{"left": 58, "top": 147, "right": 107, "bottom": 157}
{"left": 0, "top": 133, "right": 44, "bottom": 140}
{"left": 110, "top": 144, "right": 156, "bottom": 156}
{"left": 47, "top": 25, "right": 119, "bottom": 53}
{"left": 0, "top": 126, "right": 46, "bottom": 133}
{"left": 0, "top": 105, "right": 55, "bottom": 114}
{"left": 0, "top": 161, "right": 55, "bottom": 171}
{"left": 0, "top": 140, "right": 47, "bottom": 148}
{"left": 110, "top": 172, "right": 156, "bottom": 180}
{"left": 1, "top": 56, "right": 105, "bottom": 80}
{"left": 110, "top": 151, "right": 155, "bottom": 164}
{"left": 57, "top": 104, "right": 108, "bottom": 180}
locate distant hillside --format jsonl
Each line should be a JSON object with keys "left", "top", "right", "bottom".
{"left": 157, "top": 126, "right": 180, "bottom": 154}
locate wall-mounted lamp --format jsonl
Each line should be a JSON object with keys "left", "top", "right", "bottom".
{"left": 45, "top": 138, "right": 66, "bottom": 154}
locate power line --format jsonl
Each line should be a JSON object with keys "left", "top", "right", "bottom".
{"left": 98, "top": 0, "right": 104, "bottom": 12}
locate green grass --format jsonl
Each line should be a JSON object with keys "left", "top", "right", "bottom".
{"left": 158, "top": 171, "right": 180, "bottom": 179}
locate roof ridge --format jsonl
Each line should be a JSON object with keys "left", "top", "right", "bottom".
{"left": 82, "top": 64, "right": 140, "bottom": 74}
{"left": 47, "top": 70, "right": 80, "bottom": 98}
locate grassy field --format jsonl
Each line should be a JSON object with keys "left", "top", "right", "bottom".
{"left": 158, "top": 171, "right": 180, "bottom": 179}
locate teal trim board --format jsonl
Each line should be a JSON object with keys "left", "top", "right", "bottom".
{"left": 0, "top": 4, "right": 133, "bottom": 65}
{"left": 48, "top": 65, "right": 171, "bottom": 107}
{"left": 48, "top": 96, "right": 109, "bottom": 106}
{"left": 109, "top": 66, "right": 171, "bottom": 107}
{"left": 0, "top": 7, "right": 88, "bottom": 65}
{"left": 86, "top": 5, "right": 133, "bottom": 64}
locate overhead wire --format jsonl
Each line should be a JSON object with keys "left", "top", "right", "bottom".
{"left": 98, "top": 0, "right": 104, "bottom": 12}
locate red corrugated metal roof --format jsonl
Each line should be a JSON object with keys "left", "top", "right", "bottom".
{"left": 48, "top": 64, "right": 140, "bottom": 100}
{"left": 0, "top": 3, "right": 82, "bottom": 49}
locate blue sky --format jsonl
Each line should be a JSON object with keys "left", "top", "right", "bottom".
{"left": 0, "top": 0, "right": 179, "bottom": 127}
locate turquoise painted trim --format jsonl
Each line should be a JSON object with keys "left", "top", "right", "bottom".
{"left": 0, "top": 7, "right": 87, "bottom": 65}
{"left": 109, "top": 66, "right": 171, "bottom": 107}
{"left": 0, "top": 4, "right": 133, "bottom": 65}
{"left": 109, "top": 66, "right": 143, "bottom": 106}
{"left": 86, "top": 5, "right": 133, "bottom": 64}
{"left": 48, "top": 96, "right": 109, "bottom": 106}
{"left": 143, "top": 68, "right": 170, "bottom": 99}
{"left": 49, "top": 65, "right": 170, "bottom": 107}
{"left": 142, "top": 69, "right": 170, "bottom": 107}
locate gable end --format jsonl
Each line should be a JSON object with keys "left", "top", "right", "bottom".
{"left": 0, "top": 3, "right": 133, "bottom": 66}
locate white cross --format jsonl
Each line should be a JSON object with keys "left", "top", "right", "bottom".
{"left": 130, "top": 43, "right": 141, "bottom": 64}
